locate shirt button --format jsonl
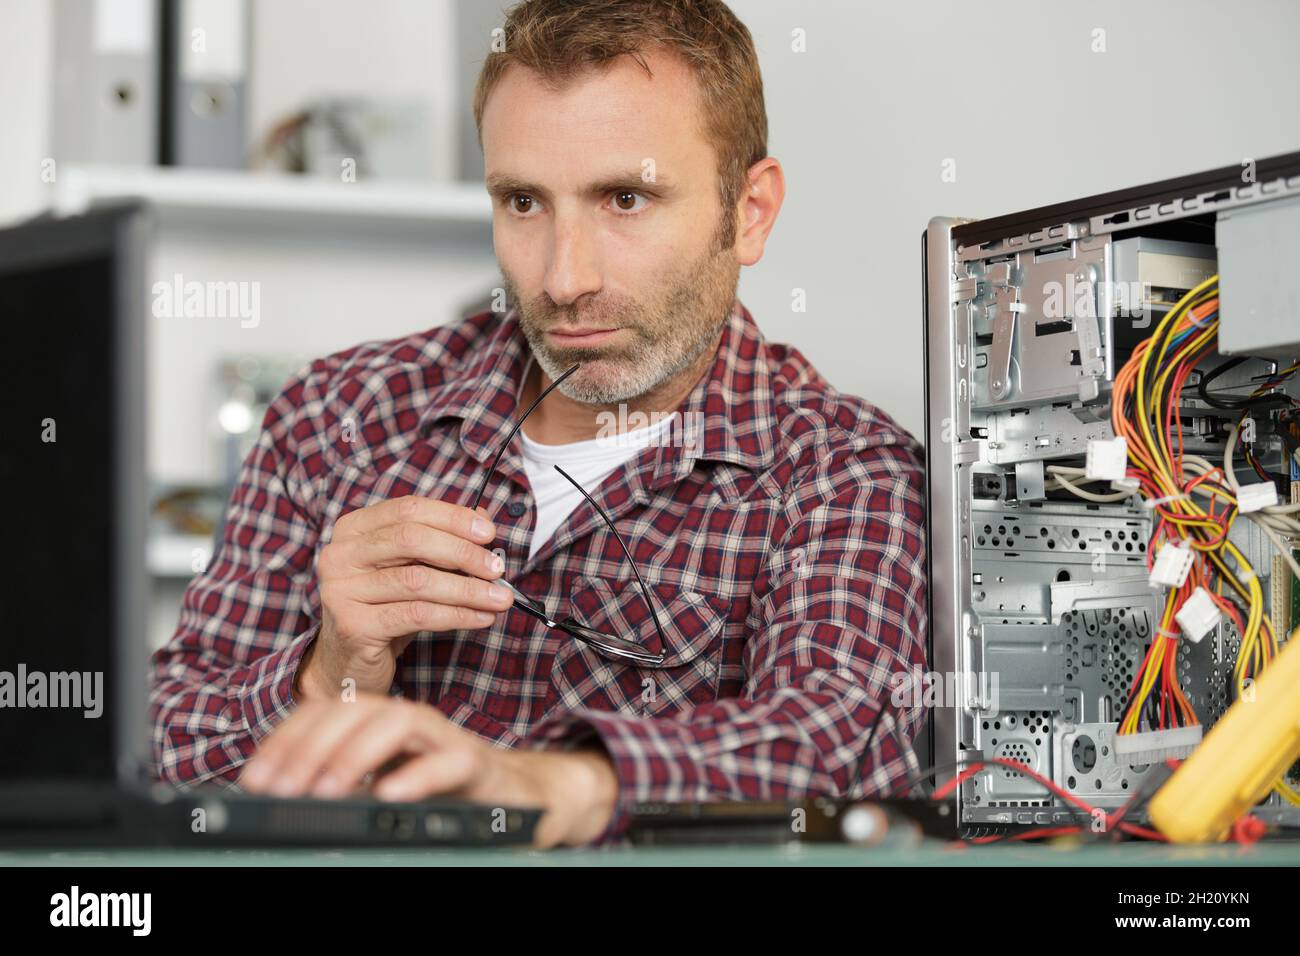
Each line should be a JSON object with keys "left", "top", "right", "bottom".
{"left": 506, "top": 501, "right": 526, "bottom": 517}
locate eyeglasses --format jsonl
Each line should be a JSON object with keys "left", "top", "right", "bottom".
{"left": 468, "top": 362, "right": 668, "bottom": 666}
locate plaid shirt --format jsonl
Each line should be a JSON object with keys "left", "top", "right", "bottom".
{"left": 150, "top": 298, "right": 929, "bottom": 844}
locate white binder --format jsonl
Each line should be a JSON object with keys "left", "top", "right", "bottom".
{"left": 52, "top": 0, "right": 160, "bottom": 166}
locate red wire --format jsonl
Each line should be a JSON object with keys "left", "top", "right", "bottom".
{"left": 933, "top": 758, "right": 1167, "bottom": 842}
{"left": 1122, "top": 630, "right": 1162, "bottom": 725}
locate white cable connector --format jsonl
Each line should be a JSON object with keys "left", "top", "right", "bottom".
{"left": 1142, "top": 491, "right": 1190, "bottom": 510}
{"left": 1174, "top": 586, "right": 1221, "bottom": 644}
{"left": 1237, "top": 481, "right": 1279, "bottom": 514}
{"left": 1114, "top": 725, "right": 1203, "bottom": 767}
{"left": 1111, "top": 477, "right": 1141, "bottom": 495}
{"left": 1086, "top": 436, "right": 1128, "bottom": 482}
{"left": 1149, "top": 541, "right": 1194, "bottom": 588}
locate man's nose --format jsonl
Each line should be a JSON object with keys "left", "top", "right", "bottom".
{"left": 542, "top": 216, "right": 602, "bottom": 307}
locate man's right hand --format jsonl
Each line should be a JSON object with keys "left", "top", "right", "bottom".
{"left": 294, "top": 495, "right": 513, "bottom": 702}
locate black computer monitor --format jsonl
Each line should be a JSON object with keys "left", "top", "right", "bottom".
{"left": 0, "top": 202, "right": 151, "bottom": 787}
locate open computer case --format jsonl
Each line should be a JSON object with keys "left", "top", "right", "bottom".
{"left": 922, "top": 151, "right": 1300, "bottom": 835}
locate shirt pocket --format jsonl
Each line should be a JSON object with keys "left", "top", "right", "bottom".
{"left": 541, "top": 576, "right": 727, "bottom": 720}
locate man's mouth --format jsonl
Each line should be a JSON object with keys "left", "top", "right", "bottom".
{"left": 546, "top": 327, "right": 621, "bottom": 347}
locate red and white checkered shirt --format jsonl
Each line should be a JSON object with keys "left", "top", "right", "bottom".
{"left": 149, "top": 298, "right": 929, "bottom": 843}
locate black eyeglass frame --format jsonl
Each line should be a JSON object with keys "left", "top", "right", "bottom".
{"left": 468, "top": 363, "right": 669, "bottom": 666}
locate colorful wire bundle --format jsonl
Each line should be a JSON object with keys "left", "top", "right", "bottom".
{"left": 1103, "top": 274, "right": 1300, "bottom": 807}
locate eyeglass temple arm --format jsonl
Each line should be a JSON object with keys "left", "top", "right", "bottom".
{"left": 553, "top": 464, "right": 669, "bottom": 653}
{"left": 470, "top": 362, "right": 581, "bottom": 512}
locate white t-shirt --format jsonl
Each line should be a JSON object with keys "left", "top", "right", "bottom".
{"left": 519, "top": 398, "right": 678, "bottom": 562}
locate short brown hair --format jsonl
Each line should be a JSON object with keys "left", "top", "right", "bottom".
{"left": 472, "top": 0, "right": 768, "bottom": 250}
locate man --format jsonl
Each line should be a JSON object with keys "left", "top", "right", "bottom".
{"left": 149, "top": 0, "right": 928, "bottom": 848}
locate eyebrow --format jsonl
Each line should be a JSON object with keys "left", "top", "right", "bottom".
{"left": 484, "top": 170, "right": 676, "bottom": 200}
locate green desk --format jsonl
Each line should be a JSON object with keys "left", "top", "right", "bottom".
{"left": 3, "top": 839, "right": 1299, "bottom": 866}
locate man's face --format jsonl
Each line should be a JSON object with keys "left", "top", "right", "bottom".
{"left": 481, "top": 47, "right": 741, "bottom": 405}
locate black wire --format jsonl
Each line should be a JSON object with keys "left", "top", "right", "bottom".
{"left": 552, "top": 464, "right": 668, "bottom": 654}
{"left": 1197, "top": 356, "right": 1247, "bottom": 409}
{"left": 469, "top": 362, "right": 580, "bottom": 511}
{"left": 1198, "top": 356, "right": 1292, "bottom": 412}
{"left": 1144, "top": 688, "right": 1160, "bottom": 731}
{"left": 901, "top": 757, "right": 965, "bottom": 799}
{"left": 848, "top": 693, "right": 899, "bottom": 797}
{"left": 1099, "top": 762, "right": 1175, "bottom": 841}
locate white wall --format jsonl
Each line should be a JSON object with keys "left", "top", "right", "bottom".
{"left": 6, "top": 0, "right": 1300, "bottom": 444}
{"left": 731, "top": 0, "right": 1300, "bottom": 437}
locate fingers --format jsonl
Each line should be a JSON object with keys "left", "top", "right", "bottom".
{"left": 240, "top": 699, "right": 378, "bottom": 794}
{"left": 347, "top": 523, "right": 505, "bottom": 579}
{"left": 329, "top": 598, "right": 500, "bottom": 642}
{"left": 241, "top": 697, "right": 569, "bottom": 848}
{"left": 314, "top": 708, "right": 471, "bottom": 798}
{"left": 344, "top": 563, "right": 515, "bottom": 613}
{"left": 371, "top": 750, "right": 481, "bottom": 802}
{"left": 241, "top": 696, "right": 464, "bottom": 801}
{"left": 334, "top": 495, "right": 495, "bottom": 545}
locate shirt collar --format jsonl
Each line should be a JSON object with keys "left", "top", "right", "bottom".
{"left": 415, "top": 298, "right": 777, "bottom": 474}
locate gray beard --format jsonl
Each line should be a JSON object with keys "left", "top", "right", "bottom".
{"left": 518, "top": 312, "right": 725, "bottom": 405}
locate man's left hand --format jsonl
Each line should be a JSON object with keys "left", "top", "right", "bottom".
{"left": 239, "top": 694, "right": 618, "bottom": 848}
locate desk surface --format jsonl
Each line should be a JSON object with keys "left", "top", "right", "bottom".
{"left": 3, "top": 839, "right": 1299, "bottom": 866}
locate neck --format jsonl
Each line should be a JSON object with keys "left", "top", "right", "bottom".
{"left": 518, "top": 332, "right": 721, "bottom": 445}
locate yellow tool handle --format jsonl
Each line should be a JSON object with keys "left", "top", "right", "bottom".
{"left": 1149, "top": 624, "right": 1300, "bottom": 842}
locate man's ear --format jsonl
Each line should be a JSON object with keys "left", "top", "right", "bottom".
{"left": 734, "top": 157, "right": 785, "bottom": 267}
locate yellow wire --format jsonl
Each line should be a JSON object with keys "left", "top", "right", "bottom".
{"left": 1120, "top": 276, "right": 1277, "bottom": 732}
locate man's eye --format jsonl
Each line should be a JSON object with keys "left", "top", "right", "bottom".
{"left": 508, "top": 194, "right": 538, "bottom": 216}
{"left": 611, "top": 191, "right": 647, "bottom": 214}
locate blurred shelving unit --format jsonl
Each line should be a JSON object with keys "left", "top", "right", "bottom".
{"left": 55, "top": 165, "right": 502, "bottom": 634}
{"left": 52, "top": 164, "right": 494, "bottom": 241}
{"left": 117, "top": 162, "right": 503, "bottom": 646}
{"left": 147, "top": 533, "right": 217, "bottom": 579}
{"left": 23, "top": 0, "right": 505, "bottom": 650}
{"left": 52, "top": 160, "right": 503, "bottom": 491}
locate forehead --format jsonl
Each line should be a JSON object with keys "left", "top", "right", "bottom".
{"left": 481, "top": 47, "right": 714, "bottom": 180}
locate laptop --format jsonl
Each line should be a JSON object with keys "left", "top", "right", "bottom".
{"left": 0, "top": 201, "right": 538, "bottom": 848}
